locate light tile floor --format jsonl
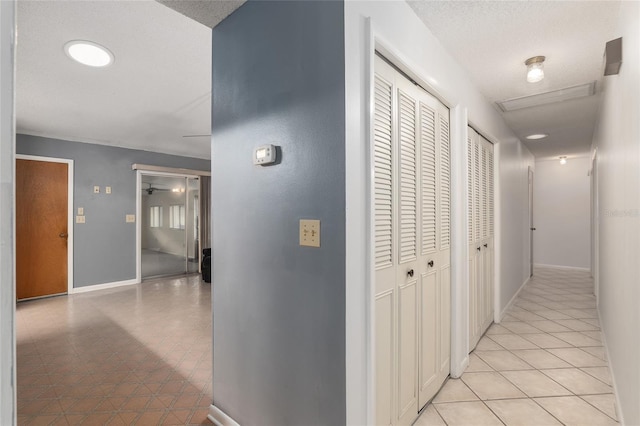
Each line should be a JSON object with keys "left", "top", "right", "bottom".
{"left": 416, "top": 267, "right": 619, "bottom": 426}
{"left": 16, "top": 275, "right": 211, "bottom": 425}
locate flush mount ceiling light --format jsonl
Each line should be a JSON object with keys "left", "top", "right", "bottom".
{"left": 525, "top": 56, "right": 545, "bottom": 83}
{"left": 64, "top": 40, "right": 114, "bottom": 67}
{"left": 497, "top": 81, "right": 596, "bottom": 112}
{"left": 526, "top": 133, "right": 548, "bottom": 140}
{"left": 559, "top": 156, "right": 567, "bottom": 165}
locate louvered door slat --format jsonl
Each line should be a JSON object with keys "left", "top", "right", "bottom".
{"left": 467, "top": 134, "right": 473, "bottom": 243}
{"left": 420, "top": 102, "right": 437, "bottom": 255}
{"left": 481, "top": 144, "right": 488, "bottom": 239}
{"left": 488, "top": 149, "right": 494, "bottom": 236}
{"left": 374, "top": 75, "right": 394, "bottom": 270}
{"left": 474, "top": 140, "right": 481, "bottom": 243}
{"left": 398, "top": 90, "right": 417, "bottom": 263}
{"left": 439, "top": 112, "right": 451, "bottom": 249}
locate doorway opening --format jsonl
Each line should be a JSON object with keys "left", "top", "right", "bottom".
{"left": 138, "top": 172, "right": 201, "bottom": 280}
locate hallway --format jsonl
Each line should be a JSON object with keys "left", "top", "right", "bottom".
{"left": 417, "top": 267, "right": 618, "bottom": 426}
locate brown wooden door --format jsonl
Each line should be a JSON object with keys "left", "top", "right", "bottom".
{"left": 16, "top": 159, "right": 68, "bottom": 299}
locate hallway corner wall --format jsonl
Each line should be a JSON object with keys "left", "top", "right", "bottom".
{"left": 533, "top": 156, "right": 591, "bottom": 270}
{"left": 210, "top": 2, "right": 346, "bottom": 425}
{"left": 591, "top": 1, "right": 640, "bottom": 424}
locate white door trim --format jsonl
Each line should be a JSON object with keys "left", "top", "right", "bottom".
{"left": 16, "top": 154, "right": 74, "bottom": 294}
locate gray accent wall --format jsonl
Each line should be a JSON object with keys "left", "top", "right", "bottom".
{"left": 211, "top": 1, "right": 346, "bottom": 425}
{"left": 17, "top": 134, "right": 210, "bottom": 288}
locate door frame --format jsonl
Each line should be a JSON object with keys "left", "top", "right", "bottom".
{"left": 135, "top": 169, "right": 201, "bottom": 282}
{"left": 16, "top": 154, "right": 74, "bottom": 295}
{"left": 366, "top": 30, "right": 468, "bottom": 417}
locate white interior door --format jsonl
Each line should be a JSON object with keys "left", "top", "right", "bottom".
{"left": 468, "top": 130, "right": 495, "bottom": 351}
{"left": 374, "top": 55, "right": 451, "bottom": 426}
{"left": 529, "top": 167, "right": 534, "bottom": 277}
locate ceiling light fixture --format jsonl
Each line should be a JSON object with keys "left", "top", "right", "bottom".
{"left": 64, "top": 40, "right": 114, "bottom": 67}
{"left": 525, "top": 56, "right": 545, "bottom": 83}
{"left": 526, "top": 134, "right": 548, "bottom": 140}
{"left": 559, "top": 156, "right": 567, "bottom": 165}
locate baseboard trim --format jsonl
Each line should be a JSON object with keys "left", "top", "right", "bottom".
{"left": 208, "top": 405, "right": 240, "bottom": 426}
{"left": 69, "top": 278, "right": 139, "bottom": 294}
{"left": 499, "top": 276, "right": 530, "bottom": 322}
{"left": 597, "top": 311, "right": 625, "bottom": 425}
{"left": 534, "top": 263, "right": 590, "bottom": 272}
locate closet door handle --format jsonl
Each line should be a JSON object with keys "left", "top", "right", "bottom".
{"left": 477, "top": 247, "right": 481, "bottom": 252}
{"left": 484, "top": 244, "right": 488, "bottom": 248}
{"left": 407, "top": 269, "right": 414, "bottom": 278}
{"left": 428, "top": 260, "right": 434, "bottom": 268}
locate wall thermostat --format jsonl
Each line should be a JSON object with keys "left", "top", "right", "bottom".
{"left": 253, "top": 144, "right": 277, "bottom": 165}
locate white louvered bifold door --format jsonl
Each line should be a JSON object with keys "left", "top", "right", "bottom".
{"left": 374, "top": 55, "right": 451, "bottom": 426}
{"left": 480, "top": 137, "right": 495, "bottom": 333}
{"left": 373, "top": 66, "right": 396, "bottom": 426}
{"left": 467, "top": 127, "right": 480, "bottom": 349}
{"left": 417, "top": 101, "right": 439, "bottom": 409}
{"left": 467, "top": 130, "right": 495, "bottom": 351}
{"left": 395, "top": 83, "right": 419, "bottom": 426}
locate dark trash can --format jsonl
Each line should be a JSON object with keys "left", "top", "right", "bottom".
{"left": 202, "top": 248, "right": 211, "bottom": 283}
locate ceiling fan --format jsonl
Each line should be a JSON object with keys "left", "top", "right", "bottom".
{"left": 141, "top": 183, "right": 169, "bottom": 195}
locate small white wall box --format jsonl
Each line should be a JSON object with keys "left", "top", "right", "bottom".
{"left": 253, "top": 144, "right": 277, "bottom": 165}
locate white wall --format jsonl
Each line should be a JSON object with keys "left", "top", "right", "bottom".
{"left": 344, "top": 2, "right": 534, "bottom": 423}
{"left": 0, "top": 1, "right": 16, "bottom": 424}
{"left": 533, "top": 157, "right": 591, "bottom": 269}
{"left": 591, "top": 2, "right": 640, "bottom": 424}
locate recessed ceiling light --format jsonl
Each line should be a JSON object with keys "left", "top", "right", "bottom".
{"left": 64, "top": 40, "right": 114, "bottom": 67}
{"left": 526, "top": 134, "right": 548, "bottom": 140}
{"left": 559, "top": 156, "right": 567, "bottom": 165}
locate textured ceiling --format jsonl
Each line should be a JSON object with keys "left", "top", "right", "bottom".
{"left": 157, "top": 0, "right": 246, "bottom": 29}
{"left": 17, "top": 1, "right": 621, "bottom": 161}
{"left": 15, "top": 0, "right": 243, "bottom": 159}
{"left": 408, "top": 0, "right": 621, "bottom": 159}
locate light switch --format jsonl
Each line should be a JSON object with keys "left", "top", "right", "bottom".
{"left": 77, "top": 207, "right": 84, "bottom": 215}
{"left": 299, "top": 219, "right": 320, "bottom": 247}
{"left": 126, "top": 214, "right": 135, "bottom": 223}
{"left": 76, "top": 216, "right": 86, "bottom": 224}
{"left": 105, "top": 186, "right": 112, "bottom": 194}
{"left": 93, "top": 186, "right": 100, "bottom": 194}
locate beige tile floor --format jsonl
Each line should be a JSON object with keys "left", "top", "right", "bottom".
{"left": 416, "top": 267, "right": 619, "bottom": 426}
{"left": 17, "top": 268, "right": 618, "bottom": 425}
{"left": 16, "top": 275, "right": 211, "bottom": 425}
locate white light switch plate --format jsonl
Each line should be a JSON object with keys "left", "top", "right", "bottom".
{"left": 77, "top": 207, "right": 84, "bottom": 215}
{"left": 126, "top": 214, "right": 135, "bottom": 223}
{"left": 93, "top": 186, "right": 100, "bottom": 194}
{"left": 76, "top": 215, "right": 86, "bottom": 224}
{"left": 105, "top": 186, "right": 112, "bottom": 194}
{"left": 299, "top": 219, "right": 320, "bottom": 247}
